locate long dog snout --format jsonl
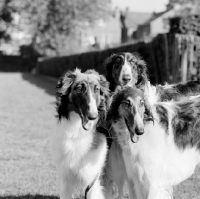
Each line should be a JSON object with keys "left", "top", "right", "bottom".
{"left": 135, "top": 128, "right": 144, "bottom": 135}
{"left": 122, "top": 75, "right": 131, "bottom": 83}
{"left": 124, "top": 110, "right": 144, "bottom": 143}
{"left": 108, "top": 87, "right": 147, "bottom": 143}
{"left": 88, "top": 89, "right": 98, "bottom": 120}
{"left": 119, "top": 96, "right": 145, "bottom": 143}
{"left": 81, "top": 90, "right": 99, "bottom": 130}
{"left": 87, "top": 110, "right": 98, "bottom": 120}
{"left": 135, "top": 113, "right": 144, "bottom": 135}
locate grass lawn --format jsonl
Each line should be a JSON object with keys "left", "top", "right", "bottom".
{"left": 0, "top": 72, "right": 199, "bottom": 199}
{"left": 0, "top": 73, "right": 58, "bottom": 198}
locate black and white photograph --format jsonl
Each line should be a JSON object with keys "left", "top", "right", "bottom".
{"left": 0, "top": 0, "right": 200, "bottom": 199}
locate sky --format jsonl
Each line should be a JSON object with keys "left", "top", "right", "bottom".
{"left": 112, "top": 0, "right": 169, "bottom": 13}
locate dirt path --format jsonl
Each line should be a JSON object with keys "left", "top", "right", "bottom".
{"left": 0, "top": 73, "right": 199, "bottom": 198}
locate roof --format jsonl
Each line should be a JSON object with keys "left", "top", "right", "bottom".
{"left": 137, "top": 3, "right": 200, "bottom": 28}
{"left": 141, "top": 8, "right": 173, "bottom": 26}
{"left": 124, "top": 12, "right": 153, "bottom": 28}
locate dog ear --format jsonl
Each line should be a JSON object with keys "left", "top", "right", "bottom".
{"left": 132, "top": 52, "right": 148, "bottom": 89}
{"left": 85, "top": 70, "right": 111, "bottom": 124}
{"left": 103, "top": 54, "right": 116, "bottom": 91}
{"left": 99, "top": 74, "right": 110, "bottom": 98}
{"left": 106, "top": 91, "right": 121, "bottom": 125}
{"left": 98, "top": 74, "right": 110, "bottom": 119}
{"left": 85, "top": 69, "right": 110, "bottom": 97}
{"left": 56, "top": 70, "right": 76, "bottom": 120}
{"left": 56, "top": 70, "right": 76, "bottom": 96}
{"left": 85, "top": 69, "right": 110, "bottom": 111}
{"left": 143, "top": 95, "right": 154, "bottom": 123}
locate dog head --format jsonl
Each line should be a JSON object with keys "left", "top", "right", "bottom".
{"left": 85, "top": 69, "right": 110, "bottom": 120}
{"left": 107, "top": 86, "right": 153, "bottom": 143}
{"left": 56, "top": 68, "right": 109, "bottom": 130}
{"left": 104, "top": 52, "right": 148, "bottom": 91}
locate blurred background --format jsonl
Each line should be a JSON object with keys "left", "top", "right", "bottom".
{"left": 0, "top": 0, "right": 200, "bottom": 83}
{"left": 0, "top": 1, "right": 200, "bottom": 198}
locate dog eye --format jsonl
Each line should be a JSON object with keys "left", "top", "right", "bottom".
{"left": 94, "top": 86, "right": 100, "bottom": 93}
{"left": 115, "top": 57, "right": 122, "bottom": 64}
{"left": 76, "top": 85, "right": 82, "bottom": 93}
{"left": 130, "top": 60, "right": 136, "bottom": 65}
{"left": 140, "top": 100, "right": 144, "bottom": 107}
{"left": 122, "top": 100, "right": 131, "bottom": 107}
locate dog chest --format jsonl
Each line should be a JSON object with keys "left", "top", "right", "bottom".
{"left": 125, "top": 123, "right": 200, "bottom": 190}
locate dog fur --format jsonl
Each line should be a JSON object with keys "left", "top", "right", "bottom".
{"left": 103, "top": 52, "right": 148, "bottom": 199}
{"left": 103, "top": 52, "right": 200, "bottom": 199}
{"left": 51, "top": 68, "right": 110, "bottom": 199}
{"left": 104, "top": 52, "right": 148, "bottom": 92}
{"left": 108, "top": 86, "right": 200, "bottom": 199}
{"left": 106, "top": 86, "right": 152, "bottom": 198}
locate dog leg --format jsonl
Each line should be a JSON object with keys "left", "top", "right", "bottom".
{"left": 59, "top": 178, "right": 74, "bottom": 199}
{"left": 58, "top": 167, "right": 75, "bottom": 199}
{"left": 103, "top": 178, "right": 116, "bottom": 199}
{"left": 112, "top": 142, "right": 127, "bottom": 199}
{"left": 115, "top": 175, "right": 125, "bottom": 199}
{"left": 148, "top": 187, "right": 173, "bottom": 199}
{"left": 126, "top": 178, "right": 137, "bottom": 199}
{"left": 104, "top": 141, "right": 127, "bottom": 199}
{"left": 88, "top": 179, "right": 105, "bottom": 199}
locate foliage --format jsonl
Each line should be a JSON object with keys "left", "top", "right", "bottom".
{"left": 0, "top": 0, "right": 15, "bottom": 42}
{"left": 169, "top": 15, "right": 200, "bottom": 36}
{"left": 169, "top": 0, "right": 200, "bottom": 35}
{"left": 3, "top": 0, "right": 111, "bottom": 56}
{"left": 20, "top": 44, "right": 41, "bottom": 58}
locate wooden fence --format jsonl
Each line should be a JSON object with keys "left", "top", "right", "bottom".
{"left": 178, "top": 34, "right": 200, "bottom": 82}
{"left": 37, "top": 33, "right": 200, "bottom": 84}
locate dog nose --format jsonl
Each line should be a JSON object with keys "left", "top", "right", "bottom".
{"left": 88, "top": 112, "right": 98, "bottom": 120}
{"left": 122, "top": 75, "right": 131, "bottom": 83}
{"left": 135, "top": 128, "right": 144, "bottom": 135}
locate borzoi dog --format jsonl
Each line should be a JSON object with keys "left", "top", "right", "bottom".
{"left": 108, "top": 86, "right": 200, "bottom": 199}
{"left": 103, "top": 52, "right": 148, "bottom": 199}
{"left": 104, "top": 52, "right": 148, "bottom": 92}
{"left": 51, "top": 69, "right": 110, "bottom": 199}
{"left": 103, "top": 52, "right": 200, "bottom": 199}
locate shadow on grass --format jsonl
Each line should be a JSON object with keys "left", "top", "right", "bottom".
{"left": 0, "top": 195, "right": 58, "bottom": 199}
{"left": 22, "top": 73, "right": 57, "bottom": 96}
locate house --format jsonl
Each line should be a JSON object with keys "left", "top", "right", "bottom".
{"left": 77, "top": 8, "right": 153, "bottom": 50}
{"left": 137, "top": 7, "right": 177, "bottom": 41}
{"left": 76, "top": 13, "right": 121, "bottom": 50}
{"left": 120, "top": 9, "right": 152, "bottom": 43}
{"left": 136, "top": 3, "right": 197, "bottom": 42}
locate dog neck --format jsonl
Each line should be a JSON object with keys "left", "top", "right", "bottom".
{"left": 112, "top": 119, "right": 130, "bottom": 148}
{"left": 61, "top": 111, "right": 97, "bottom": 139}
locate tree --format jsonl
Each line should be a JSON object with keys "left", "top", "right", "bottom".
{"left": 0, "top": 0, "right": 16, "bottom": 42}
{"left": 15, "top": 0, "right": 111, "bottom": 56}
{"left": 169, "top": 0, "right": 200, "bottom": 35}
